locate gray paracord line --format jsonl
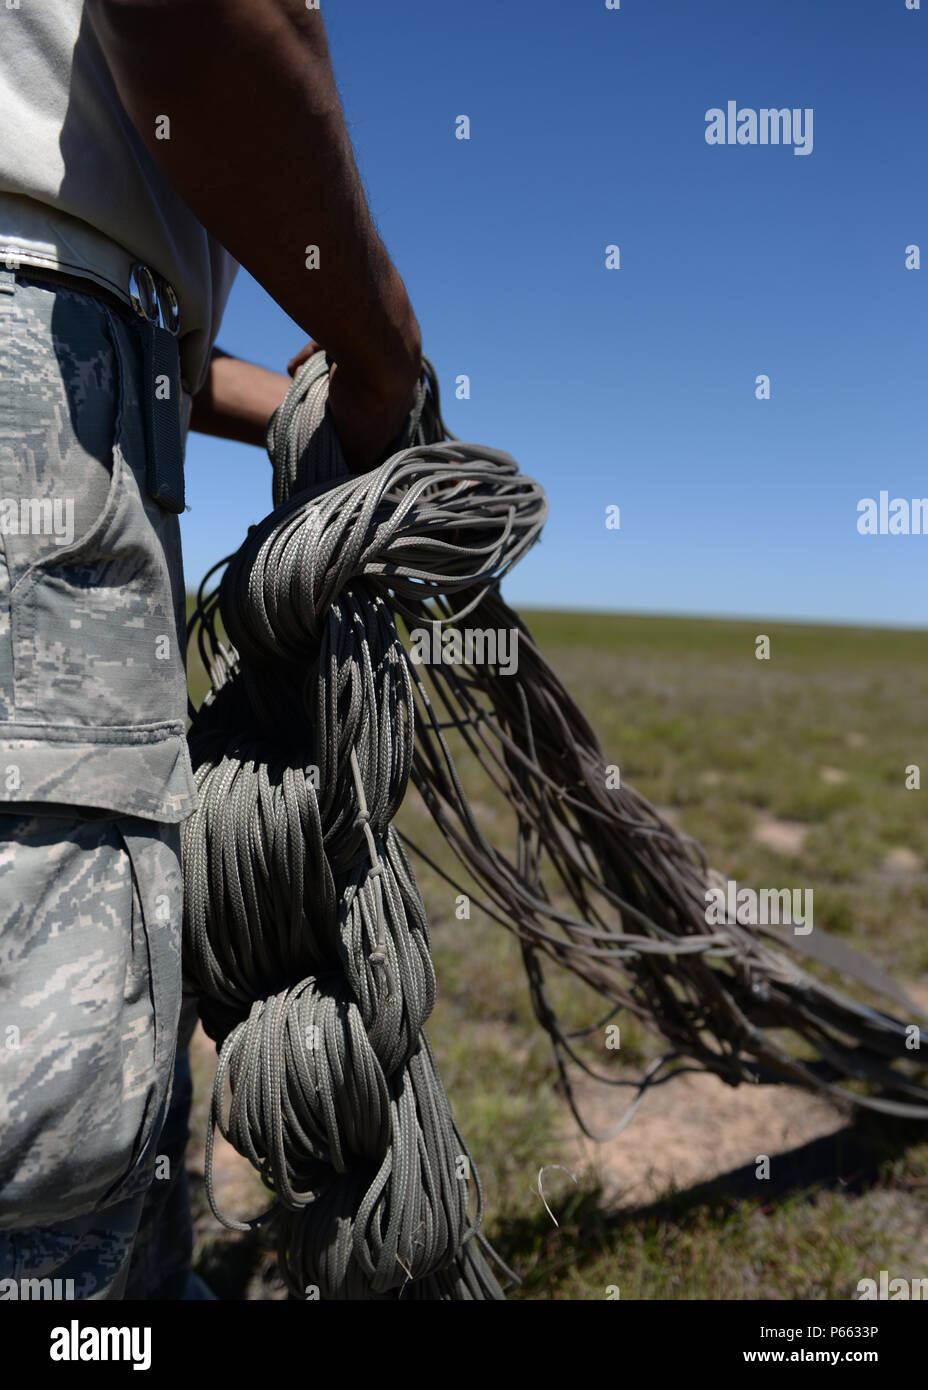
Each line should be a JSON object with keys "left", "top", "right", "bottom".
{"left": 185, "top": 351, "right": 928, "bottom": 1300}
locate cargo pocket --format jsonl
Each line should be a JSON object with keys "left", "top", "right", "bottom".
{"left": 0, "top": 812, "right": 181, "bottom": 1228}
{"left": 7, "top": 295, "right": 188, "bottom": 732}
{"left": 0, "top": 279, "right": 118, "bottom": 720}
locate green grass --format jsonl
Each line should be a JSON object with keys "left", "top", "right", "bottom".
{"left": 185, "top": 603, "right": 928, "bottom": 1299}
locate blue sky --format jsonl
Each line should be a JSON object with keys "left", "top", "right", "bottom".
{"left": 182, "top": 0, "right": 927, "bottom": 627}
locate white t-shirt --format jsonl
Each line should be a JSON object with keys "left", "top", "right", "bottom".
{"left": 0, "top": 0, "right": 238, "bottom": 395}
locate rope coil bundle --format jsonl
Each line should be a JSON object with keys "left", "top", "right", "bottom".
{"left": 186, "top": 351, "right": 928, "bottom": 1300}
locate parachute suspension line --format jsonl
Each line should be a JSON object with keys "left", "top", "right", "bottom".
{"left": 185, "top": 351, "right": 928, "bottom": 1300}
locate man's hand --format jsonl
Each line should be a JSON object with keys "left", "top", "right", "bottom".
{"left": 192, "top": 342, "right": 419, "bottom": 469}
{"left": 289, "top": 340, "right": 419, "bottom": 472}
{"left": 327, "top": 360, "right": 417, "bottom": 472}
{"left": 286, "top": 341, "right": 324, "bottom": 377}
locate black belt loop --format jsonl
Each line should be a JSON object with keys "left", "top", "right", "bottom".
{"left": 126, "top": 263, "right": 185, "bottom": 514}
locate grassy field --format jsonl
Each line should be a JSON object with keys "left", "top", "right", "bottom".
{"left": 185, "top": 605, "right": 928, "bottom": 1300}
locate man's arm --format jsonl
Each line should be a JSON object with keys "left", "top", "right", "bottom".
{"left": 188, "top": 349, "right": 291, "bottom": 448}
{"left": 87, "top": 0, "right": 422, "bottom": 470}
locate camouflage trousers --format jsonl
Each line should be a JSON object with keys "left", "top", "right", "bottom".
{"left": 0, "top": 809, "right": 197, "bottom": 1300}
{"left": 0, "top": 269, "right": 200, "bottom": 1299}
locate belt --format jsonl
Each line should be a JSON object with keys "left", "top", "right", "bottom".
{"left": 11, "top": 260, "right": 181, "bottom": 338}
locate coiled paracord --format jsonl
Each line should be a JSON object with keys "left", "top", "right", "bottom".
{"left": 186, "top": 350, "right": 928, "bottom": 1301}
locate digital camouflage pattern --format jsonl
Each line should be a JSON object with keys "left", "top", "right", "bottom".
{"left": 0, "top": 1193, "right": 146, "bottom": 1302}
{"left": 0, "top": 271, "right": 197, "bottom": 822}
{"left": 0, "top": 270, "right": 196, "bottom": 1300}
{"left": 0, "top": 810, "right": 183, "bottom": 1296}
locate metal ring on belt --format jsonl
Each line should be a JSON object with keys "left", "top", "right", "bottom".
{"left": 127, "top": 263, "right": 180, "bottom": 336}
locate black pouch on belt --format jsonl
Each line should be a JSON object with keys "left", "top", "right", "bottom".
{"left": 137, "top": 317, "right": 186, "bottom": 513}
